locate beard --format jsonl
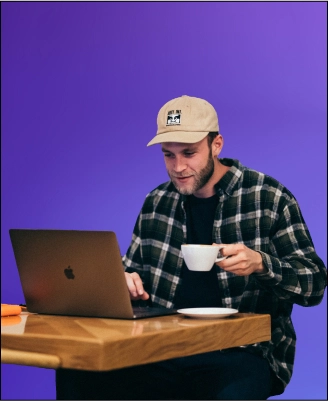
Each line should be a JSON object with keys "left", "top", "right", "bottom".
{"left": 169, "top": 151, "right": 215, "bottom": 195}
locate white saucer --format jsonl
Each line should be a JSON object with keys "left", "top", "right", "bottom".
{"left": 177, "top": 307, "right": 238, "bottom": 319}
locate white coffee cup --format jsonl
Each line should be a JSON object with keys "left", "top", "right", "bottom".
{"left": 181, "top": 244, "right": 227, "bottom": 272}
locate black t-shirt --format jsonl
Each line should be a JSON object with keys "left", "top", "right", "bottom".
{"left": 174, "top": 194, "right": 222, "bottom": 309}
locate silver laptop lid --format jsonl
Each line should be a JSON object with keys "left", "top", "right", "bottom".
{"left": 9, "top": 229, "right": 135, "bottom": 319}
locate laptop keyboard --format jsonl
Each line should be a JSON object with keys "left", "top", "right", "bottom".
{"left": 132, "top": 307, "right": 177, "bottom": 319}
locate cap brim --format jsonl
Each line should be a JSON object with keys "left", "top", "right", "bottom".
{"left": 147, "top": 131, "right": 209, "bottom": 147}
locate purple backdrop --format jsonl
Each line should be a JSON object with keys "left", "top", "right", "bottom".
{"left": 1, "top": 2, "right": 326, "bottom": 400}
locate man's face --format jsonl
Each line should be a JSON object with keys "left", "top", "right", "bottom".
{"left": 161, "top": 137, "right": 215, "bottom": 196}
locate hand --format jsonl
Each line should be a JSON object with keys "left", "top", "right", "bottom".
{"left": 125, "top": 272, "right": 150, "bottom": 301}
{"left": 213, "top": 243, "right": 268, "bottom": 276}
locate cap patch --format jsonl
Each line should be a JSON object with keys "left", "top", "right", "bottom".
{"left": 166, "top": 110, "right": 181, "bottom": 126}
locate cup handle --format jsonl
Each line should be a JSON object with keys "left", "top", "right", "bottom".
{"left": 215, "top": 256, "right": 227, "bottom": 262}
{"left": 215, "top": 246, "right": 226, "bottom": 263}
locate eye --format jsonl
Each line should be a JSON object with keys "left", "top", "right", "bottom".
{"left": 164, "top": 153, "right": 174, "bottom": 158}
{"left": 184, "top": 152, "right": 195, "bottom": 157}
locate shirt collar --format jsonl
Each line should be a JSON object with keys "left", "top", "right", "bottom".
{"left": 214, "top": 158, "right": 244, "bottom": 196}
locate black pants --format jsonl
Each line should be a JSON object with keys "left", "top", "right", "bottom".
{"left": 56, "top": 349, "right": 272, "bottom": 400}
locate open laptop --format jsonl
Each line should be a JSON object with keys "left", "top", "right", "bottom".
{"left": 9, "top": 229, "right": 177, "bottom": 319}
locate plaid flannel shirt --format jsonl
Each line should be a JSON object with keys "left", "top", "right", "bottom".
{"left": 123, "top": 158, "right": 327, "bottom": 395}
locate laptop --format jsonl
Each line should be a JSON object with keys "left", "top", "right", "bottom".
{"left": 9, "top": 229, "right": 177, "bottom": 319}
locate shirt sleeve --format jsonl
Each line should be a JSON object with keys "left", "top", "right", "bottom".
{"left": 122, "top": 213, "right": 144, "bottom": 276}
{"left": 254, "top": 197, "right": 327, "bottom": 306}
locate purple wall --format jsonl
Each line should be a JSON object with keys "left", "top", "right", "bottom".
{"left": 1, "top": 2, "right": 326, "bottom": 399}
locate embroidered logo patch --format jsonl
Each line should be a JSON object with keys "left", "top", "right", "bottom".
{"left": 166, "top": 110, "right": 181, "bottom": 126}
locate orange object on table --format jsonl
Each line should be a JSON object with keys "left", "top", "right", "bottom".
{"left": 1, "top": 315, "right": 22, "bottom": 326}
{"left": 1, "top": 304, "right": 22, "bottom": 317}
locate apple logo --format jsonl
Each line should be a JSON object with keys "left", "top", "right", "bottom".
{"left": 64, "top": 266, "right": 75, "bottom": 279}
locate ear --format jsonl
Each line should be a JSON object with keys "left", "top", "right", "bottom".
{"left": 212, "top": 134, "right": 224, "bottom": 157}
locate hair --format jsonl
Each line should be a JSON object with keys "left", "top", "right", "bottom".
{"left": 207, "top": 132, "right": 219, "bottom": 147}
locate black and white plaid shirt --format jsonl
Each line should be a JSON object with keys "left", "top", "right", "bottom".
{"left": 123, "top": 158, "right": 327, "bottom": 395}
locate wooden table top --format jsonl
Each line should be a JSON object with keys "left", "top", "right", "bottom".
{"left": 1, "top": 312, "right": 271, "bottom": 371}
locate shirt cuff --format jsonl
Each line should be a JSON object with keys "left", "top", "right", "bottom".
{"left": 253, "top": 251, "right": 282, "bottom": 285}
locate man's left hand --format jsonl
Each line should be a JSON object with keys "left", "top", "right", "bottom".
{"left": 213, "top": 243, "right": 268, "bottom": 276}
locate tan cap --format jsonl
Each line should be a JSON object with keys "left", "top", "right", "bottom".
{"left": 147, "top": 95, "right": 219, "bottom": 146}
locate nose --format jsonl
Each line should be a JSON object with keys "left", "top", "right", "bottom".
{"left": 173, "top": 156, "right": 187, "bottom": 173}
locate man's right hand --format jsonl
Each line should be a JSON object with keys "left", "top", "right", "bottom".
{"left": 124, "top": 272, "right": 150, "bottom": 301}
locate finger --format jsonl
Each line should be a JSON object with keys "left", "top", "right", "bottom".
{"left": 212, "top": 243, "right": 234, "bottom": 258}
{"left": 125, "top": 272, "right": 138, "bottom": 298}
{"left": 217, "top": 259, "right": 252, "bottom": 276}
{"left": 124, "top": 273, "right": 150, "bottom": 300}
{"left": 217, "top": 253, "right": 241, "bottom": 267}
{"left": 129, "top": 272, "right": 146, "bottom": 296}
{"left": 215, "top": 263, "right": 249, "bottom": 276}
{"left": 140, "top": 291, "right": 150, "bottom": 301}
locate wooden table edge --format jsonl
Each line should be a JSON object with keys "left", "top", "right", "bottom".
{"left": 1, "top": 313, "right": 271, "bottom": 371}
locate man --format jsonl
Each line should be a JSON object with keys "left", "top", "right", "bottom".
{"left": 56, "top": 95, "right": 326, "bottom": 400}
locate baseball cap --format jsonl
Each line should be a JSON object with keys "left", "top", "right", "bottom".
{"left": 147, "top": 95, "right": 219, "bottom": 146}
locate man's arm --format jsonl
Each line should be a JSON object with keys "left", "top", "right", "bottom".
{"left": 215, "top": 198, "right": 327, "bottom": 307}
{"left": 122, "top": 211, "right": 151, "bottom": 301}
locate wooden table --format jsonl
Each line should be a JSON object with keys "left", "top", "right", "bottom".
{"left": 1, "top": 312, "right": 271, "bottom": 371}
